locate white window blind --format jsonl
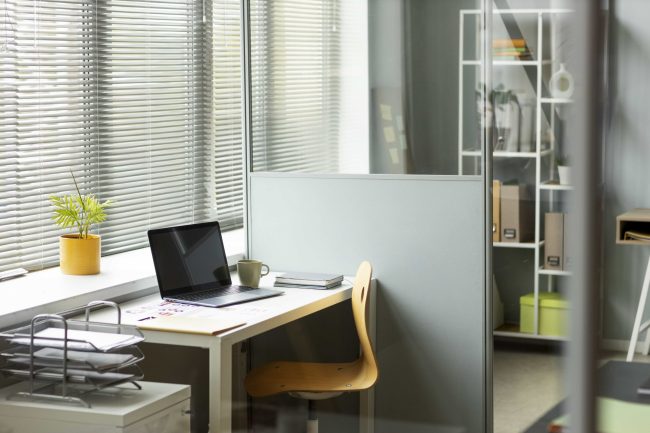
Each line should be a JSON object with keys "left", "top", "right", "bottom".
{"left": 250, "top": 0, "right": 342, "bottom": 172}
{"left": 0, "top": 0, "right": 99, "bottom": 271}
{"left": 0, "top": 0, "right": 244, "bottom": 272}
{"left": 207, "top": 0, "right": 244, "bottom": 229}
{"left": 97, "top": 0, "right": 211, "bottom": 255}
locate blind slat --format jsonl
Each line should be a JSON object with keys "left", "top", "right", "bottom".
{"left": 0, "top": 0, "right": 244, "bottom": 272}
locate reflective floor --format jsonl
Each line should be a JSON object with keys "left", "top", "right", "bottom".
{"left": 494, "top": 344, "right": 650, "bottom": 433}
{"left": 494, "top": 342, "right": 563, "bottom": 433}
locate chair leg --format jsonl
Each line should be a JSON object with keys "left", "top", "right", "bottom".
{"left": 307, "top": 400, "right": 318, "bottom": 433}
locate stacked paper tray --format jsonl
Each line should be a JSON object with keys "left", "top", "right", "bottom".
{"left": 0, "top": 301, "right": 145, "bottom": 407}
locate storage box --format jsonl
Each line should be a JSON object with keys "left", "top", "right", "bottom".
{"left": 0, "top": 381, "right": 191, "bottom": 433}
{"left": 520, "top": 292, "right": 568, "bottom": 336}
{"left": 501, "top": 184, "right": 534, "bottom": 243}
{"left": 493, "top": 180, "right": 501, "bottom": 242}
{"left": 616, "top": 208, "right": 650, "bottom": 245}
{"left": 544, "top": 212, "right": 565, "bottom": 270}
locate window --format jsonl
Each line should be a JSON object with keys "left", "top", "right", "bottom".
{"left": 0, "top": 0, "right": 244, "bottom": 272}
{"left": 249, "top": 0, "right": 368, "bottom": 173}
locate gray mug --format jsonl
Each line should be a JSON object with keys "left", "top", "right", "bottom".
{"left": 237, "top": 259, "right": 270, "bottom": 288}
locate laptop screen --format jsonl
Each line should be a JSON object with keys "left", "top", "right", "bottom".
{"left": 148, "top": 222, "right": 232, "bottom": 297}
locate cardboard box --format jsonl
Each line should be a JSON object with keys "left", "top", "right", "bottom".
{"left": 544, "top": 212, "right": 565, "bottom": 270}
{"left": 500, "top": 184, "right": 534, "bottom": 243}
{"left": 616, "top": 208, "right": 650, "bottom": 245}
{"left": 520, "top": 292, "right": 568, "bottom": 336}
{"left": 493, "top": 180, "right": 501, "bottom": 242}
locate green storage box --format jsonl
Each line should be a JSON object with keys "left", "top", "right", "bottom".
{"left": 520, "top": 292, "right": 568, "bottom": 336}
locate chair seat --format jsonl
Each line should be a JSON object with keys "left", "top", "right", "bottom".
{"left": 245, "top": 359, "right": 376, "bottom": 398}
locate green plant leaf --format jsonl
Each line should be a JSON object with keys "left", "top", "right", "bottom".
{"left": 49, "top": 174, "right": 113, "bottom": 238}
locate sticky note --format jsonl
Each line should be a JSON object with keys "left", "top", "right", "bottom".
{"left": 388, "top": 148, "right": 399, "bottom": 164}
{"left": 383, "top": 126, "right": 396, "bottom": 143}
{"left": 380, "top": 104, "right": 392, "bottom": 120}
{"left": 399, "top": 134, "right": 407, "bottom": 150}
{"left": 396, "top": 115, "right": 404, "bottom": 131}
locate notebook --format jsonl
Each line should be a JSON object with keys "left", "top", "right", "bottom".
{"left": 137, "top": 316, "right": 245, "bottom": 336}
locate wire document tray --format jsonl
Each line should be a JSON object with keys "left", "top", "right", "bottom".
{"left": 0, "top": 301, "right": 145, "bottom": 408}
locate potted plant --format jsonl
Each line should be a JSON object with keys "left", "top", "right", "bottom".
{"left": 49, "top": 171, "right": 111, "bottom": 275}
{"left": 556, "top": 155, "right": 571, "bottom": 186}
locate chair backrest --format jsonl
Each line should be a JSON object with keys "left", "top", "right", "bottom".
{"left": 351, "top": 261, "right": 378, "bottom": 387}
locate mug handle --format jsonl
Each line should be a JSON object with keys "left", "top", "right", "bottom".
{"left": 261, "top": 264, "right": 270, "bottom": 277}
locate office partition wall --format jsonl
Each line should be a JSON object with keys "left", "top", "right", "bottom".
{"left": 248, "top": 173, "right": 485, "bottom": 433}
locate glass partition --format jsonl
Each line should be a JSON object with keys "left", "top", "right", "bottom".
{"left": 249, "top": 0, "right": 486, "bottom": 175}
{"left": 490, "top": 4, "right": 574, "bottom": 432}
{"left": 490, "top": 1, "right": 608, "bottom": 432}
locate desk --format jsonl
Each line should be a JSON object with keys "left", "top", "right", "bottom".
{"left": 87, "top": 272, "right": 376, "bottom": 433}
{"left": 525, "top": 361, "right": 650, "bottom": 433}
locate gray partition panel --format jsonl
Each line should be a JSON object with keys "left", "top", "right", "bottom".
{"left": 249, "top": 173, "right": 485, "bottom": 433}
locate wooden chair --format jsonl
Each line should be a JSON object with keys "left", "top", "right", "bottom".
{"left": 245, "top": 261, "right": 378, "bottom": 433}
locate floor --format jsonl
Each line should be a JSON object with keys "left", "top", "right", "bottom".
{"left": 493, "top": 342, "right": 564, "bottom": 433}
{"left": 493, "top": 342, "right": 650, "bottom": 433}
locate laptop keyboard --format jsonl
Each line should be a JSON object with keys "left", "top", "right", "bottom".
{"left": 174, "top": 285, "right": 256, "bottom": 302}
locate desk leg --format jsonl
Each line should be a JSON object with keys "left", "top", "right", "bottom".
{"left": 209, "top": 340, "right": 233, "bottom": 433}
{"left": 627, "top": 256, "right": 650, "bottom": 362}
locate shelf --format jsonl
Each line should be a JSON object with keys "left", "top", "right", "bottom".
{"left": 540, "top": 181, "right": 574, "bottom": 191}
{"left": 462, "top": 149, "right": 552, "bottom": 158}
{"left": 541, "top": 97, "right": 573, "bottom": 104}
{"left": 493, "top": 241, "right": 542, "bottom": 249}
{"left": 493, "top": 324, "right": 568, "bottom": 342}
{"left": 461, "top": 8, "right": 573, "bottom": 15}
{"left": 463, "top": 60, "right": 552, "bottom": 67}
{"left": 493, "top": 60, "right": 538, "bottom": 66}
{"left": 538, "top": 267, "right": 573, "bottom": 277}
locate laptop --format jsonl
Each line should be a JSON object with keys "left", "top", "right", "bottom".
{"left": 148, "top": 221, "right": 282, "bottom": 307}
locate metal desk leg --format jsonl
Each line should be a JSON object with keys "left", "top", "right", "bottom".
{"left": 627, "top": 256, "right": 650, "bottom": 362}
{"left": 209, "top": 339, "right": 233, "bottom": 433}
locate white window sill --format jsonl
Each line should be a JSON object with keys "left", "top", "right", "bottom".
{"left": 0, "top": 228, "right": 246, "bottom": 330}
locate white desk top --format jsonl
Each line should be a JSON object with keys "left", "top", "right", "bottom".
{"left": 87, "top": 272, "right": 355, "bottom": 346}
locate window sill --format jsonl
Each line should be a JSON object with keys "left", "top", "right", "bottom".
{"left": 0, "top": 229, "right": 246, "bottom": 330}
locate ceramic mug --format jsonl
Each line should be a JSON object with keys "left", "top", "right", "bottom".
{"left": 237, "top": 259, "right": 270, "bottom": 288}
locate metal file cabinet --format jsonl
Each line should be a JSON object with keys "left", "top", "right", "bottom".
{"left": 0, "top": 381, "right": 190, "bottom": 433}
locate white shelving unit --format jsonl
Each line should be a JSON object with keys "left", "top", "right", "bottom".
{"left": 458, "top": 8, "right": 572, "bottom": 341}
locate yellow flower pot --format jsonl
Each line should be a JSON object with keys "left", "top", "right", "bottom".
{"left": 59, "top": 234, "right": 101, "bottom": 275}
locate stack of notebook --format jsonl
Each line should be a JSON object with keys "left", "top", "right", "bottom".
{"left": 274, "top": 272, "right": 344, "bottom": 290}
{"left": 492, "top": 38, "right": 533, "bottom": 60}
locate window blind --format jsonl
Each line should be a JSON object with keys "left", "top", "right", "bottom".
{"left": 0, "top": 0, "right": 244, "bottom": 272}
{"left": 207, "top": 0, "right": 244, "bottom": 230}
{"left": 0, "top": 0, "right": 98, "bottom": 270}
{"left": 96, "top": 0, "right": 211, "bottom": 254}
{"left": 250, "top": 0, "right": 342, "bottom": 172}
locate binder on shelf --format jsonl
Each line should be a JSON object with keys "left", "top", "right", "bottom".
{"left": 500, "top": 184, "right": 534, "bottom": 243}
{"left": 544, "top": 213, "right": 565, "bottom": 270}
{"left": 493, "top": 180, "right": 502, "bottom": 242}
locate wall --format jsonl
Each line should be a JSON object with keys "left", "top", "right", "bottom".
{"left": 248, "top": 173, "right": 485, "bottom": 433}
{"left": 405, "top": 0, "right": 480, "bottom": 175}
{"left": 368, "top": 0, "right": 481, "bottom": 175}
{"left": 602, "top": 0, "right": 650, "bottom": 341}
